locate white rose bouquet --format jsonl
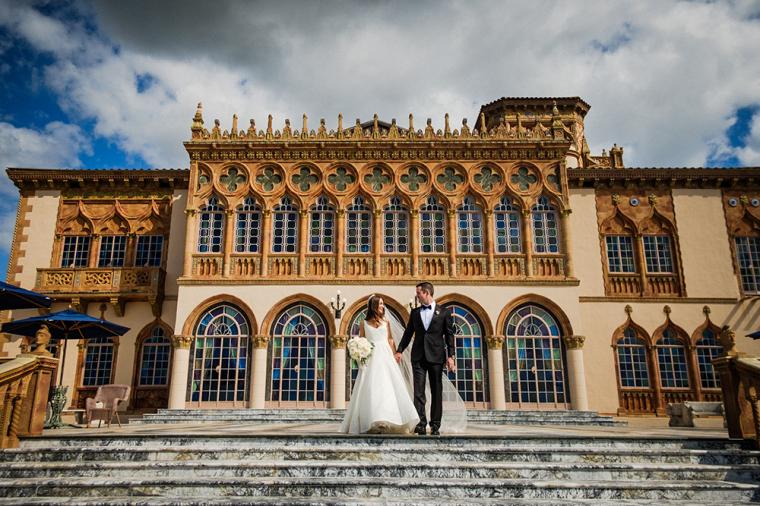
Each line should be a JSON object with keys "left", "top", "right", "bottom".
{"left": 347, "top": 336, "right": 374, "bottom": 367}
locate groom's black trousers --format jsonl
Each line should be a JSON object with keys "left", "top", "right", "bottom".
{"left": 412, "top": 357, "right": 444, "bottom": 430}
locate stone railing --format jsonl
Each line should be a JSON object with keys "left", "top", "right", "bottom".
{"left": 418, "top": 256, "right": 448, "bottom": 277}
{"left": 617, "top": 389, "right": 657, "bottom": 416}
{"left": 343, "top": 255, "right": 372, "bottom": 277}
{"left": 647, "top": 274, "right": 681, "bottom": 297}
{"left": 192, "top": 254, "right": 223, "bottom": 276}
{"left": 268, "top": 255, "right": 297, "bottom": 277}
{"left": 230, "top": 254, "right": 261, "bottom": 277}
{"left": 457, "top": 255, "right": 487, "bottom": 277}
{"left": 306, "top": 255, "right": 335, "bottom": 276}
{"left": 532, "top": 255, "right": 565, "bottom": 278}
{"left": 382, "top": 255, "right": 411, "bottom": 277}
{"left": 609, "top": 274, "right": 642, "bottom": 296}
{"left": 494, "top": 255, "right": 525, "bottom": 277}
{"left": 0, "top": 353, "right": 57, "bottom": 448}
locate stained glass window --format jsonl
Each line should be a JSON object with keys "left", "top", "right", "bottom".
{"left": 346, "top": 196, "right": 372, "bottom": 253}
{"left": 61, "top": 236, "right": 91, "bottom": 267}
{"left": 98, "top": 236, "right": 127, "bottom": 267}
{"left": 616, "top": 328, "right": 650, "bottom": 388}
{"left": 531, "top": 196, "right": 560, "bottom": 253}
{"left": 420, "top": 196, "right": 446, "bottom": 253}
{"left": 235, "top": 197, "right": 262, "bottom": 253}
{"left": 310, "top": 196, "right": 335, "bottom": 253}
{"left": 198, "top": 197, "right": 224, "bottom": 253}
{"left": 138, "top": 326, "right": 171, "bottom": 386}
{"left": 443, "top": 303, "right": 488, "bottom": 404}
{"left": 272, "top": 196, "right": 298, "bottom": 253}
{"left": 270, "top": 304, "right": 328, "bottom": 404}
{"left": 135, "top": 235, "right": 164, "bottom": 266}
{"left": 457, "top": 196, "right": 483, "bottom": 253}
{"left": 643, "top": 235, "right": 673, "bottom": 273}
{"left": 504, "top": 304, "right": 567, "bottom": 405}
{"left": 384, "top": 196, "right": 409, "bottom": 253}
{"left": 735, "top": 236, "right": 760, "bottom": 294}
{"left": 190, "top": 304, "right": 250, "bottom": 403}
{"left": 606, "top": 235, "right": 636, "bottom": 273}
{"left": 696, "top": 328, "right": 722, "bottom": 389}
{"left": 656, "top": 328, "right": 690, "bottom": 388}
{"left": 82, "top": 336, "right": 114, "bottom": 387}
{"left": 494, "top": 197, "right": 521, "bottom": 253}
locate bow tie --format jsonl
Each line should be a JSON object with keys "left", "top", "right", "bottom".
{"left": 420, "top": 305, "right": 432, "bottom": 310}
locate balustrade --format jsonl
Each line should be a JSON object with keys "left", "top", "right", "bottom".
{"left": 192, "top": 255, "right": 223, "bottom": 277}
{"left": 609, "top": 274, "right": 642, "bottom": 295}
{"left": 268, "top": 255, "right": 297, "bottom": 277}
{"left": 343, "top": 256, "right": 372, "bottom": 277}
{"left": 418, "top": 256, "right": 448, "bottom": 277}
{"left": 382, "top": 255, "right": 411, "bottom": 277}
{"left": 230, "top": 254, "right": 261, "bottom": 277}
{"left": 306, "top": 255, "right": 335, "bottom": 276}
{"left": 494, "top": 255, "right": 525, "bottom": 277}
{"left": 457, "top": 255, "right": 487, "bottom": 277}
{"left": 647, "top": 274, "right": 681, "bottom": 296}
{"left": 532, "top": 255, "right": 565, "bottom": 278}
{"left": 618, "top": 389, "right": 656, "bottom": 415}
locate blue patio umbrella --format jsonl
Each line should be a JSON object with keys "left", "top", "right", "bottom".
{"left": 748, "top": 330, "right": 760, "bottom": 340}
{"left": 0, "top": 280, "right": 52, "bottom": 310}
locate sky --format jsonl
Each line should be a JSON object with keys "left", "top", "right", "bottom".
{"left": 0, "top": 0, "right": 759, "bottom": 280}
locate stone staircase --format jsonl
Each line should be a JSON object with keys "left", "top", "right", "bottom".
{"left": 131, "top": 408, "right": 623, "bottom": 426}
{"left": 0, "top": 433, "right": 758, "bottom": 504}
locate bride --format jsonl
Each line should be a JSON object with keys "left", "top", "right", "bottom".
{"left": 340, "top": 295, "right": 467, "bottom": 434}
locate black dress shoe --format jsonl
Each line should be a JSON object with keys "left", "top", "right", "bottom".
{"left": 430, "top": 429, "right": 440, "bottom": 436}
{"left": 414, "top": 425, "right": 426, "bottom": 435}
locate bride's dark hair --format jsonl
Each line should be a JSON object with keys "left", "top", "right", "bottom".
{"left": 365, "top": 295, "right": 385, "bottom": 323}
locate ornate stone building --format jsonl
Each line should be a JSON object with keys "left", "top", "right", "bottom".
{"left": 3, "top": 97, "right": 759, "bottom": 416}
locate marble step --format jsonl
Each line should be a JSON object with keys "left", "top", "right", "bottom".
{"left": 0, "top": 476, "right": 757, "bottom": 501}
{"left": 2, "top": 459, "right": 759, "bottom": 482}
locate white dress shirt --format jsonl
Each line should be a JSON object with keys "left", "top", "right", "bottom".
{"left": 420, "top": 301, "right": 436, "bottom": 330}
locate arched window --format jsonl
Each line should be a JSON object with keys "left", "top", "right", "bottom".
{"left": 643, "top": 235, "right": 673, "bottom": 273}
{"left": 504, "top": 304, "right": 568, "bottom": 406}
{"left": 383, "top": 196, "right": 409, "bottom": 253}
{"left": 420, "top": 196, "right": 446, "bottom": 253}
{"left": 272, "top": 196, "right": 298, "bottom": 253}
{"left": 531, "top": 196, "right": 560, "bottom": 254}
{"left": 735, "top": 237, "right": 760, "bottom": 293}
{"left": 696, "top": 328, "right": 722, "bottom": 389}
{"left": 656, "top": 328, "right": 690, "bottom": 388}
{"left": 235, "top": 197, "right": 262, "bottom": 253}
{"left": 443, "top": 303, "right": 488, "bottom": 405}
{"left": 457, "top": 196, "right": 483, "bottom": 253}
{"left": 346, "top": 196, "right": 372, "bottom": 253}
{"left": 198, "top": 197, "right": 225, "bottom": 253}
{"left": 138, "top": 326, "right": 171, "bottom": 386}
{"left": 270, "top": 304, "right": 329, "bottom": 405}
{"left": 190, "top": 304, "right": 251, "bottom": 404}
{"left": 61, "top": 236, "right": 91, "bottom": 267}
{"left": 309, "top": 196, "right": 335, "bottom": 253}
{"left": 494, "top": 196, "right": 521, "bottom": 253}
{"left": 606, "top": 235, "right": 636, "bottom": 273}
{"left": 82, "top": 336, "right": 114, "bottom": 387}
{"left": 616, "top": 328, "right": 650, "bottom": 388}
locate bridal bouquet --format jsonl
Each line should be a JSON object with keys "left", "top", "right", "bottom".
{"left": 347, "top": 336, "right": 374, "bottom": 367}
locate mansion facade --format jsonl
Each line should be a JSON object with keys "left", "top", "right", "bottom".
{"left": 2, "top": 96, "right": 759, "bottom": 416}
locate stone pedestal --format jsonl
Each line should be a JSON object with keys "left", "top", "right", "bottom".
{"left": 563, "top": 335, "right": 589, "bottom": 411}
{"left": 486, "top": 335, "right": 506, "bottom": 410}
{"left": 329, "top": 335, "right": 348, "bottom": 409}
{"left": 168, "top": 335, "right": 192, "bottom": 409}
{"left": 251, "top": 335, "right": 270, "bottom": 409}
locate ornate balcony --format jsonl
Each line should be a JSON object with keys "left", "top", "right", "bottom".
{"left": 35, "top": 267, "right": 165, "bottom": 317}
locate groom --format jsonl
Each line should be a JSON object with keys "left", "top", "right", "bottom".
{"left": 395, "top": 282, "right": 456, "bottom": 436}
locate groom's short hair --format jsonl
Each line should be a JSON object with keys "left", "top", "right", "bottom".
{"left": 416, "top": 281, "right": 434, "bottom": 296}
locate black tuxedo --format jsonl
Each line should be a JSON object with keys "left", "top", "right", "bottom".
{"left": 397, "top": 303, "right": 456, "bottom": 431}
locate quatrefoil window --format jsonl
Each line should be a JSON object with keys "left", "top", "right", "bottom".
{"left": 474, "top": 167, "right": 502, "bottom": 192}
{"left": 292, "top": 167, "right": 319, "bottom": 192}
{"left": 327, "top": 167, "right": 355, "bottom": 191}
{"left": 255, "top": 167, "right": 283, "bottom": 192}
{"left": 220, "top": 168, "right": 246, "bottom": 192}
{"left": 364, "top": 167, "right": 391, "bottom": 192}
{"left": 511, "top": 166, "right": 538, "bottom": 191}
{"left": 400, "top": 166, "right": 427, "bottom": 192}
{"left": 197, "top": 173, "right": 210, "bottom": 190}
{"left": 437, "top": 166, "right": 464, "bottom": 192}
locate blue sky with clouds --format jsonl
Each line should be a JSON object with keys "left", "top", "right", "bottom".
{"left": 1, "top": 0, "right": 759, "bottom": 281}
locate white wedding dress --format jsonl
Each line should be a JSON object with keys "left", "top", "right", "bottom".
{"left": 340, "top": 320, "right": 420, "bottom": 434}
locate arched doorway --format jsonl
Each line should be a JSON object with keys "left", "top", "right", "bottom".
{"left": 188, "top": 303, "right": 251, "bottom": 407}
{"left": 504, "top": 304, "right": 570, "bottom": 409}
{"left": 268, "top": 303, "right": 329, "bottom": 407}
{"left": 441, "top": 302, "right": 489, "bottom": 408}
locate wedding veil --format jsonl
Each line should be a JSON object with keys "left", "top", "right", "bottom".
{"left": 386, "top": 312, "right": 468, "bottom": 433}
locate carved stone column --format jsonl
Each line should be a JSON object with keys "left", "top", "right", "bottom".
{"left": 484, "top": 209, "right": 495, "bottom": 277}
{"left": 125, "top": 233, "right": 137, "bottom": 269}
{"left": 635, "top": 234, "right": 649, "bottom": 296}
{"left": 168, "top": 335, "right": 192, "bottom": 409}
{"left": 251, "top": 335, "right": 270, "bottom": 408}
{"left": 336, "top": 209, "right": 345, "bottom": 277}
{"left": 298, "top": 210, "right": 308, "bottom": 277}
{"left": 260, "top": 209, "right": 271, "bottom": 276}
{"left": 183, "top": 209, "right": 196, "bottom": 277}
{"left": 486, "top": 335, "right": 506, "bottom": 410}
{"left": 223, "top": 210, "right": 235, "bottom": 277}
{"left": 410, "top": 209, "right": 420, "bottom": 276}
{"left": 522, "top": 210, "right": 533, "bottom": 277}
{"left": 447, "top": 209, "right": 457, "bottom": 277}
{"left": 329, "top": 335, "right": 348, "bottom": 409}
{"left": 373, "top": 209, "right": 382, "bottom": 277}
{"left": 560, "top": 209, "right": 574, "bottom": 278}
{"left": 88, "top": 234, "right": 99, "bottom": 268}
{"left": 562, "top": 335, "right": 589, "bottom": 411}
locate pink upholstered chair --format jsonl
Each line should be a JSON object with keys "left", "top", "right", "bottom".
{"left": 85, "top": 384, "right": 130, "bottom": 428}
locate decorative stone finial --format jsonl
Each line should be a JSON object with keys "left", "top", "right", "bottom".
{"left": 703, "top": 305, "right": 711, "bottom": 318}
{"left": 388, "top": 118, "right": 399, "bottom": 139}
{"left": 480, "top": 112, "right": 487, "bottom": 138}
{"left": 231, "top": 114, "right": 238, "bottom": 139}
{"left": 612, "top": 193, "right": 620, "bottom": 206}
{"left": 337, "top": 113, "right": 344, "bottom": 138}
{"left": 372, "top": 113, "right": 380, "bottom": 139}
{"left": 302, "top": 114, "right": 309, "bottom": 139}
{"left": 624, "top": 304, "right": 633, "bottom": 316}
{"left": 408, "top": 113, "right": 415, "bottom": 138}
{"left": 191, "top": 102, "right": 205, "bottom": 138}
{"left": 352, "top": 118, "right": 363, "bottom": 139}
{"left": 648, "top": 194, "right": 658, "bottom": 207}
{"left": 663, "top": 305, "right": 671, "bottom": 316}
{"left": 247, "top": 118, "right": 256, "bottom": 138}
{"left": 461, "top": 118, "right": 471, "bottom": 138}
{"left": 740, "top": 195, "right": 750, "bottom": 206}
{"left": 266, "top": 114, "right": 273, "bottom": 139}
{"left": 444, "top": 113, "right": 451, "bottom": 138}
{"left": 552, "top": 100, "right": 559, "bottom": 116}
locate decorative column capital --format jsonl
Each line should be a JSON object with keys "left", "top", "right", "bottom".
{"left": 561, "top": 208, "right": 572, "bottom": 217}
{"left": 486, "top": 335, "right": 506, "bottom": 349}
{"left": 329, "top": 334, "right": 349, "bottom": 349}
{"left": 253, "top": 334, "right": 270, "bottom": 349}
{"left": 171, "top": 335, "right": 193, "bottom": 349}
{"left": 563, "top": 335, "right": 586, "bottom": 349}
{"left": 184, "top": 209, "right": 197, "bottom": 217}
